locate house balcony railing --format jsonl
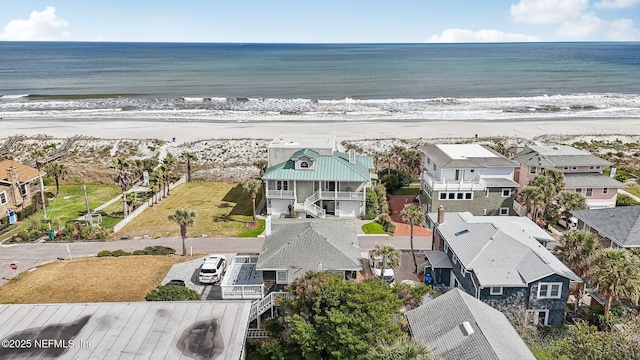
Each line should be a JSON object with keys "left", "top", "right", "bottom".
{"left": 266, "top": 189, "right": 295, "bottom": 198}
{"left": 421, "top": 171, "right": 486, "bottom": 192}
{"left": 318, "top": 190, "right": 365, "bottom": 200}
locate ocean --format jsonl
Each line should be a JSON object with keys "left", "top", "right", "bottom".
{"left": 0, "top": 42, "right": 639, "bottom": 122}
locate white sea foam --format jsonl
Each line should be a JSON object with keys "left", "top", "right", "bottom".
{"left": 0, "top": 93, "right": 638, "bottom": 122}
{"left": 0, "top": 94, "right": 30, "bottom": 99}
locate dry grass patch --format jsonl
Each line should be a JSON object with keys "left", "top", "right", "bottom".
{"left": 0, "top": 256, "right": 193, "bottom": 304}
{"left": 116, "top": 181, "right": 259, "bottom": 238}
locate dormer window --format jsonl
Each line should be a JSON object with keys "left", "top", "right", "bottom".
{"left": 300, "top": 161, "right": 309, "bottom": 168}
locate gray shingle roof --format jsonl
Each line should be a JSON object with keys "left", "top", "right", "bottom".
{"left": 515, "top": 145, "right": 611, "bottom": 167}
{"left": 262, "top": 149, "right": 373, "bottom": 182}
{"left": 256, "top": 220, "right": 362, "bottom": 282}
{"left": 484, "top": 178, "right": 520, "bottom": 188}
{"left": 564, "top": 173, "right": 626, "bottom": 189}
{"left": 571, "top": 206, "right": 640, "bottom": 247}
{"left": 427, "top": 212, "right": 579, "bottom": 286}
{"left": 406, "top": 288, "right": 536, "bottom": 360}
{"left": 419, "top": 144, "right": 519, "bottom": 169}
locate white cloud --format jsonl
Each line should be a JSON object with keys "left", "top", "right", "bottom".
{"left": 510, "top": 0, "right": 588, "bottom": 24}
{"left": 594, "top": 0, "right": 640, "bottom": 8}
{"left": 0, "top": 7, "right": 70, "bottom": 41}
{"left": 427, "top": 29, "right": 540, "bottom": 43}
{"left": 557, "top": 13, "right": 640, "bottom": 40}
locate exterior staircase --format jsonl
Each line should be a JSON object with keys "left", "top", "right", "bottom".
{"left": 302, "top": 191, "right": 325, "bottom": 218}
{"left": 247, "top": 291, "right": 292, "bottom": 336}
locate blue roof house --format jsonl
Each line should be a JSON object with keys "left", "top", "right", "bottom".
{"left": 262, "top": 135, "right": 374, "bottom": 218}
{"left": 426, "top": 209, "right": 580, "bottom": 325}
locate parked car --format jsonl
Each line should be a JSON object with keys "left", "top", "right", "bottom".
{"left": 368, "top": 250, "right": 395, "bottom": 283}
{"left": 198, "top": 254, "right": 227, "bottom": 284}
{"left": 165, "top": 279, "right": 186, "bottom": 287}
{"left": 558, "top": 216, "right": 578, "bottom": 230}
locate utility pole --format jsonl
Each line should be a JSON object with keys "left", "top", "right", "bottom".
{"left": 83, "top": 183, "right": 93, "bottom": 227}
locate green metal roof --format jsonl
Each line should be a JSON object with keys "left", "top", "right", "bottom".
{"left": 291, "top": 149, "right": 319, "bottom": 160}
{"left": 263, "top": 150, "right": 373, "bottom": 182}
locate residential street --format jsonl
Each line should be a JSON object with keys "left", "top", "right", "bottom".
{"left": 0, "top": 235, "right": 431, "bottom": 286}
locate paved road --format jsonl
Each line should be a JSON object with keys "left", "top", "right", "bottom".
{"left": 0, "top": 235, "right": 432, "bottom": 286}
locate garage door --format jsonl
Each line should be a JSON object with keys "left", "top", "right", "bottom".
{"left": 338, "top": 201, "right": 360, "bottom": 217}
{"left": 271, "top": 200, "right": 291, "bottom": 215}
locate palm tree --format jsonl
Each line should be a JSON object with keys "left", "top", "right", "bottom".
{"left": 590, "top": 248, "right": 640, "bottom": 323}
{"left": 151, "top": 170, "right": 163, "bottom": 201}
{"left": 521, "top": 185, "right": 545, "bottom": 223}
{"left": 45, "top": 161, "right": 68, "bottom": 195}
{"left": 556, "top": 230, "right": 600, "bottom": 311}
{"left": 168, "top": 208, "right": 197, "bottom": 256}
{"left": 182, "top": 152, "right": 197, "bottom": 182}
{"left": 558, "top": 191, "right": 588, "bottom": 218}
{"left": 252, "top": 159, "right": 268, "bottom": 177}
{"left": 243, "top": 179, "right": 262, "bottom": 225}
{"left": 113, "top": 157, "right": 132, "bottom": 217}
{"left": 401, "top": 203, "right": 424, "bottom": 272}
{"left": 32, "top": 148, "right": 45, "bottom": 173}
{"left": 157, "top": 164, "right": 168, "bottom": 197}
{"left": 162, "top": 155, "right": 174, "bottom": 196}
{"left": 371, "top": 244, "right": 401, "bottom": 282}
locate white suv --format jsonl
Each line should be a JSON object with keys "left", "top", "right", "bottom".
{"left": 198, "top": 254, "right": 227, "bottom": 284}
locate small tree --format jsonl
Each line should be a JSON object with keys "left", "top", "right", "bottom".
{"left": 371, "top": 244, "right": 401, "bottom": 283}
{"left": 243, "top": 179, "right": 262, "bottom": 225}
{"left": 113, "top": 157, "right": 132, "bottom": 216}
{"left": 45, "top": 161, "right": 68, "bottom": 195}
{"left": 162, "top": 154, "right": 174, "bottom": 195}
{"left": 590, "top": 248, "right": 640, "bottom": 324}
{"left": 253, "top": 159, "right": 268, "bottom": 176}
{"left": 182, "top": 152, "right": 197, "bottom": 182}
{"left": 401, "top": 203, "right": 424, "bottom": 272}
{"left": 168, "top": 208, "right": 197, "bottom": 256}
{"left": 364, "top": 187, "right": 378, "bottom": 220}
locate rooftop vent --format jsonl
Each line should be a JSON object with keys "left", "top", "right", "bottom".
{"left": 461, "top": 321, "right": 475, "bottom": 336}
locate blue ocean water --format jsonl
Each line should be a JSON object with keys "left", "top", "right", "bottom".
{"left": 0, "top": 42, "right": 639, "bottom": 122}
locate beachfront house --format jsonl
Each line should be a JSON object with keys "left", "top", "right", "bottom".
{"left": 419, "top": 144, "right": 520, "bottom": 221}
{"left": 425, "top": 208, "right": 580, "bottom": 325}
{"left": 0, "top": 160, "right": 40, "bottom": 223}
{"left": 219, "top": 218, "right": 362, "bottom": 300}
{"left": 262, "top": 135, "right": 374, "bottom": 218}
{"left": 570, "top": 206, "right": 640, "bottom": 248}
{"left": 406, "top": 288, "right": 536, "bottom": 360}
{"left": 514, "top": 145, "right": 625, "bottom": 209}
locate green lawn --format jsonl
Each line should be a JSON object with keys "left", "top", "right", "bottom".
{"left": 116, "top": 181, "right": 263, "bottom": 238}
{"left": 391, "top": 183, "right": 421, "bottom": 195}
{"left": 625, "top": 184, "right": 640, "bottom": 198}
{"left": 362, "top": 221, "right": 390, "bottom": 235}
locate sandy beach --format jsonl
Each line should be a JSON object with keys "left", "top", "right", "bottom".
{"left": 3, "top": 117, "right": 640, "bottom": 142}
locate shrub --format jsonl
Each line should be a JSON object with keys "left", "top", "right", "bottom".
{"left": 110, "top": 249, "right": 130, "bottom": 257}
{"left": 132, "top": 250, "right": 146, "bottom": 255}
{"left": 97, "top": 250, "right": 112, "bottom": 257}
{"left": 145, "top": 285, "right": 200, "bottom": 301}
{"left": 144, "top": 246, "right": 176, "bottom": 255}
{"left": 364, "top": 188, "right": 378, "bottom": 220}
{"left": 376, "top": 213, "right": 396, "bottom": 234}
{"left": 617, "top": 193, "right": 640, "bottom": 207}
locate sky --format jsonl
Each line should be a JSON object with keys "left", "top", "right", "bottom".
{"left": 0, "top": 0, "right": 639, "bottom": 43}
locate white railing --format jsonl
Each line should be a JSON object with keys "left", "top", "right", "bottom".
{"left": 266, "top": 189, "right": 295, "bottom": 198}
{"left": 246, "top": 329, "right": 270, "bottom": 339}
{"left": 249, "top": 291, "right": 293, "bottom": 323}
{"left": 421, "top": 171, "right": 486, "bottom": 192}
{"left": 319, "top": 190, "right": 365, "bottom": 200}
{"left": 221, "top": 284, "right": 264, "bottom": 300}
{"left": 303, "top": 192, "right": 325, "bottom": 218}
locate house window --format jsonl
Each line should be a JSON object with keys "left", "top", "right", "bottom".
{"left": 276, "top": 181, "right": 288, "bottom": 190}
{"left": 439, "top": 193, "right": 446, "bottom": 200}
{"left": 465, "top": 192, "right": 472, "bottom": 200}
{"left": 575, "top": 188, "right": 582, "bottom": 194}
{"left": 452, "top": 254, "right": 458, "bottom": 264}
{"left": 20, "top": 184, "right": 28, "bottom": 196}
{"left": 499, "top": 207, "right": 509, "bottom": 216}
{"left": 433, "top": 164, "right": 437, "bottom": 171}
{"left": 563, "top": 166, "right": 569, "bottom": 170}
{"left": 572, "top": 166, "right": 578, "bottom": 170}
{"left": 537, "top": 282, "right": 562, "bottom": 299}
{"left": 584, "top": 224, "right": 591, "bottom": 232}
{"left": 529, "top": 166, "right": 537, "bottom": 174}
{"left": 300, "top": 161, "right": 309, "bottom": 168}
{"left": 276, "top": 270, "right": 288, "bottom": 284}
{"left": 527, "top": 310, "right": 549, "bottom": 326}
{"left": 490, "top": 287, "right": 503, "bottom": 295}
{"left": 460, "top": 265, "right": 466, "bottom": 277}
{"left": 502, "top": 189, "right": 511, "bottom": 197}
{"left": 427, "top": 157, "right": 431, "bottom": 164}
{"left": 444, "top": 242, "right": 449, "bottom": 253}
{"left": 0, "top": 191, "right": 7, "bottom": 205}
{"left": 603, "top": 188, "right": 609, "bottom": 195}
{"left": 455, "top": 169, "right": 460, "bottom": 181}
{"left": 586, "top": 188, "right": 593, "bottom": 197}
{"left": 456, "top": 193, "right": 464, "bottom": 200}
{"left": 589, "top": 166, "right": 595, "bottom": 170}
{"left": 448, "top": 193, "right": 455, "bottom": 200}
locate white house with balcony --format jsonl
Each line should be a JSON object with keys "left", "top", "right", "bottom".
{"left": 262, "top": 135, "right": 374, "bottom": 218}
{"left": 419, "top": 144, "right": 520, "bottom": 221}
